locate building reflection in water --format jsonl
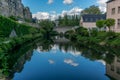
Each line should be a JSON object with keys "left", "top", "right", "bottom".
{"left": 106, "top": 56, "right": 120, "bottom": 80}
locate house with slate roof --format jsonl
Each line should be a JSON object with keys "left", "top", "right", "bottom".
{"left": 80, "top": 14, "right": 106, "bottom": 29}
{"left": 107, "top": 0, "right": 120, "bottom": 32}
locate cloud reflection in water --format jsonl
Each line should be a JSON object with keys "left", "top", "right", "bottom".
{"left": 64, "top": 59, "right": 79, "bottom": 67}
{"left": 48, "top": 59, "right": 55, "bottom": 64}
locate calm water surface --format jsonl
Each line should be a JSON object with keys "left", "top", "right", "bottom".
{"left": 12, "top": 40, "right": 111, "bottom": 80}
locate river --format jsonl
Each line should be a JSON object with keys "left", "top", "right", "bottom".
{"left": 0, "top": 38, "right": 120, "bottom": 80}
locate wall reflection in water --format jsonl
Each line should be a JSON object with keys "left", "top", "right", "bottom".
{"left": 106, "top": 56, "right": 120, "bottom": 80}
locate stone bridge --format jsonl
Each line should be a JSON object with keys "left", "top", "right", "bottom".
{"left": 53, "top": 26, "right": 79, "bottom": 33}
{"left": 54, "top": 37, "right": 70, "bottom": 43}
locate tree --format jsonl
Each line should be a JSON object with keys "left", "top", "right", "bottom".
{"left": 64, "top": 15, "right": 69, "bottom": 26}
{"left": 58, "top": 15, "right": 80, "bottom": 26}
{"left": 39, "top": 20, "right": 56, "bottom": 38}
{"left": 105, "top": 18, "right": 115, "bottom": 31}
{"left": 96, "top": 20, "right": 105, "bottom": 31}
{"left": 81, "top": 5, "right": 102, "bottom": 15}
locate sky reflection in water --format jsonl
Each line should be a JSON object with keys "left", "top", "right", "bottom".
{"left": 13, "top": 44, "right": 110, "bottom": 80}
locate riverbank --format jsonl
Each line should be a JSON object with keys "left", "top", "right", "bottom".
{"left": 0, "top": 35, "right": 44, "bottom": 80}
{"left": 0, "top": 33, "right": 42, "bottom": 77}
{"left": 65, "top": 27, "right": 120, "bottom": 54}
{"left": 0, "top": 15, "right": 42, "bottom": 78}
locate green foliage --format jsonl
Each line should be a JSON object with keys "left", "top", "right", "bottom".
{"left": 96, "top": 20, "right": 105, "bottom": 29}
{"left": 39, "top": 20, "right": 57, "bottom": 38}
{"left": 0, "top": 15, "right": 38, "bottom": 38}
{"left": 8, "top": 16, "right": 17, "bottom": 21}
{"left": 81, "top": 5, "right": 102, "bottom": 15}
{"left": 105, "top": 18, "right": 115, "bottom": 31}
{"left": 65, "top": 30, "right": 76, "bottom": 40}
{"left": 0, "top": 33, "right": 42, "bottom": 76}
{"left": 75, "top": 27, "right": 89, "bottom": 37}
{"left": 96, "top": 31, "right": 107, "bottom": 40}
{"left": 39, "top": 20, "right": 54, "bottom": 31}
{"left": 58, "top": 15, "right": 80, "bottom": 26}
{"left": 90, "top": 29, "right": 98, "bottom": 37}
{"left": 65, "top": 26, "right": 89, "bottom": 41}
{"left": 65, "top": 24, "right": 120, "bottom": 47}
{"left": 109, "top": 38, "right": 120, "bottom": 46}
{"left": 105, "top": 31, "right": 117, "bottom": 40}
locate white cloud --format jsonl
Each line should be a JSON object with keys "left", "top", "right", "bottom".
{"left": 50, "top": 11, "right": 58, "bottom": 21}
{"left": 48, "top": 0, "right": 53, "bottom": 4}
{"left": 63, "top": 0, "right": 73, "bottom": 5}
{"left": 97, "top": 0, "right": 108, "bottom": 12}
{"left": 32, "top": 7, "right": 83, "bottom": 20}
{"left": 32, "top": 12, "right": 50, "bottom": 20}
{"left": 61, "top": 7, "right": 83, "bottom": 16}
{"left": 32, "top": 11, "right": 59, "bottom": 20}
{"left": 68, "top": 7, "right": 83, "bottom": 15}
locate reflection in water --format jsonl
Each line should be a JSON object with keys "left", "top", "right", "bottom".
{"left": 64, "top": 59, "right": 79, "bottom": 67}
{"left": 96, "top": 60, "right": 106, "bottom": 66}
{"left": 48, "top": 59, "right": 55, "bottom": 64}
{"left": 0, "top": 38, "right": 39, "bottom": 80}
{"left": 0, "top": 37, "right": 120, "bottom": 80}
{"left": 106, "top": 56, "right": 120, "bottom": 80}
{"left": 5, "top": 42, "right": 36, "bottom": 80}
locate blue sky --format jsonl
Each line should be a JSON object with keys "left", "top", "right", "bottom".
{"left": 22, "top": 0, "right": 108, "bottom": 20}
{"left": 22, "top": 0, "right": 97, "bottom": 14}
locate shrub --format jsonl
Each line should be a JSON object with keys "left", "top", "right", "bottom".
{"left": 105, "top": 31, "right": 117, "bottom": 40}
{"left": 0, "top": 15, "right": 38, "bottom": 38}
{"left": 90, "top": 29, "right": 98, "bottom": 37}
{"left": 75, "top": 27, "right": 89, "bottom": 37}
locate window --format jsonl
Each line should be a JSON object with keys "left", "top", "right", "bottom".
{"left": 118, "top": 7, "right": 120, "bottom": 13}
{"left": 118, "top": 19, "right": 120, "bottom": 27}
{"left": 112, "top": 8, "right": 115, "bottom": 15}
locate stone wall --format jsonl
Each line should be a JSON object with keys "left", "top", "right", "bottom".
{"left": 0, "top": 0, "right": 32, "bottom": 20}
{"left": 107, "top": 0, "right": 120, "bottom": 32}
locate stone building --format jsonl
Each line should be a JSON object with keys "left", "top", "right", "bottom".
{"left": 80, "top": 14, "right": 106, "bottom": 29}
{"left": 107, "top": 0, "right": 120, "bottom": 32}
